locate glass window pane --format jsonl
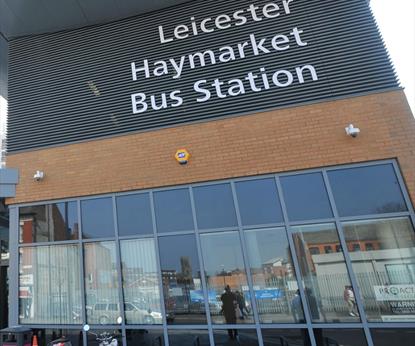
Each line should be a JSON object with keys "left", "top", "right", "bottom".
{"left": 168, "top": 330, "right": 210, "bottom": 346}
{"left": 31, "top": 329, "right": 83, "bottom": 346}
{"left": 84, "top": 241, "right": 120, "bottom": 324}
{"left": 342, "top": 217, "right": 415, "bottom": 322}
{"left": 235, "top": 179, "right": 283, "bottom": 226}
{"left": 159, "top": 234, "right": 206, "bottom": 324}
{"left": 213, "top": 329, "right": 258, "bottom": 345}
{"left": 86, "top": 329, "right": 122, "bottom": 346}
{"left": 280, "top": 173, "right": 333, "bottom": 221}
{"left": 120, "top": 238, "right": 162, "bottom": 325}
{"left": 244, "top": 228, "right": 304, "bottom": 323}
{"left": 154, "top": 189, "right": 194, "bottom": 233}
{"left": 371, "top": 329, "right": 415, "bottom": 346}
{"left": 0, "top": 220, "right": 9, "bottom": 261}
{"left": 126, "top": 329, "right": 164, "bottom": 345}
{"left": 193, "top": 184, "right": 237, "bottom": 229}
{"left": 200, "top": 231, "right": 254, "bottom": 324}
{"left": 81, "top": 198, "right": 115, "bottom": 239}
{"left": 313, "top": 329, "right": 368, "bottom": 346}
{"left": 291, "top": 224, "right": 360, "bottom": 323}
{"left": 116, "top": 193, "right": 153, "bottom": 236}
{"left": 19, "top": 202, "right": 79, "bottom": 243}
{"left": 261, "top": 329, "right": 311, "bottom": 346}
{"left": 328, "top": 164, "right": 407, "bottom": 216}
{"left": 19, "top": 245, "right": 82, "bottom": 324}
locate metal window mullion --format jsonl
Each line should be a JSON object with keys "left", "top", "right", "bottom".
{"left": 230, "top": 181, "right": 264, "bottom": 346}
{"left": 18, "top": 239, "right": 81, "bottom": 247}
{"left": 338, "top": 211, "right": 411, "bottom": 222}
{"left": 189, "top": 186, "right": 216, "bottom": 346}
{"left": 391, "top": 160, "right": 415, "bottom": 226}
{"left": 9, "top": 206, "right": 19, "bottom": 326}
{"left": 112, "top": 195, "right": 127, "bottom": 346}
{"left": 322, "top": 170, "right": 374, "bottom": 346}
{"left": 149, "top": 191, "right": 170, "bottom": 346}
{"left": 77, "top": 199, "right": 88, "bottom": 345}
{"left": 274, "top": 176, "right": 317, "bottom": 346}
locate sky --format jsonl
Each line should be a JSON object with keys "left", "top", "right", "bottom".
{"left": 371, "top": 0, "right": 415, "bottom": 113}
{"left": 0, "top": 0, "right": 414, "bottom": 138}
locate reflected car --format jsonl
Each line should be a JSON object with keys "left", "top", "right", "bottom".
{"left": 88, "top": 302, "right": 162, "bottom": 325}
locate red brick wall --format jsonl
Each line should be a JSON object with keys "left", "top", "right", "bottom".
{"left": 6, "top": 90, "right": 415, "bottom": 206}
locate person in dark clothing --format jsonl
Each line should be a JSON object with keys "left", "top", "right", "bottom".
{"left": 220, "top": 285, "right": 238, "bottom": 339}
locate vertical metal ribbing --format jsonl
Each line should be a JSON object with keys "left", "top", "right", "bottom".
{"left": 322, "top": 171, "right": 374, "bottom": 346}
{"left": 6, "top": 0, "right": 399, "bottom": 152}
{"left": 274, "top": 176, "right": 317, "bottom": 346}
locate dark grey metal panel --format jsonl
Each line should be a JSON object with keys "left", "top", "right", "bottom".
{"left": 0, "top": 35, "right": 7, "bottom": 98}
{"left": 0, "top": 0, "right": 193, "bottom": 39}
{"left": 7, "top": 0, "right": 399, "bottom": 152}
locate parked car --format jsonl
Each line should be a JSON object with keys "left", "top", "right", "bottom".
{"left": 88, "top": 302, "right": 162, "bottom": 325}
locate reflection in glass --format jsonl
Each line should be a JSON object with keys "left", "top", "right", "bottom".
{"left": 84, "top": 242, "right": 120, "bottom": 324}
{"left": 193, "top": 184, "right": 237, "bottom": 229}
{"left": 126, "top": 329, "right": 164, "bottom": 345}
{"left": 31, "top": 329, "right": 83, "bottom": 346}
{"left": 244, "top": 228, "right": 304, "bottom": 323}
{"left": 0, "top": 220, "right": 9, "bottom": 261}
{"left": 343, "top": 217, "right": 415, "bottom": 322}
{"left": 328, "top": 164, "right": 407, "bottom": 216}
{"left": 261, "top": 329, "right": 311, "bottom": 346}
{"left": 291, "top": 224, "right": 360, "bottom": 322}
{"left": 154, "top": 189, "right": 194, "bottom": 233}
{"left": 116, "top": 193, "right": 153, "bottom": 236}
{"left": 235, "top": 179, "right": 283, "bottom": 226}
{"left": 280, "top": 173, "right": 333, "bottom": 221}
{"left": 87, "top": 329, "right": 122, "bottom": 346}
{"left": 371, "top": 328, "right": 415, "bottom": 346}
{"left": 19, "top": 245, "right": 82, "bottom": 324}
{"left": 213, "top": 329, "right": 258, "bottom": 346}
{"left": 120, "top": 238, "right": 162, "bottom": 324}
{"left": 168, "top": 329, "right": 210, "bottom": 346}
{"left": 200, "top": 231, "right": 254, "bottom": 324}
{"left": 81, "top": 198, "right": 115, "bottom": 239}
{"left": 313, "top": 329, "right": 367, "bottom": 346}
{"left": 159, "top": 234, "right": 206, "bottom": 324}
{"left": 19, "top": 202, "right": 78, "bottom": 243}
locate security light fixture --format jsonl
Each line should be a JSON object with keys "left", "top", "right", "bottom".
{"left": 345, "top": 124, "right": 360, "bottom": 138}
{"left": 33, "top": 170, "right": 45, "bottom": 181}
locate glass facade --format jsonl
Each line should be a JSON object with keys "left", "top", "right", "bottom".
{"left": 15, "top": 161, "right": 415, "bottom": 345}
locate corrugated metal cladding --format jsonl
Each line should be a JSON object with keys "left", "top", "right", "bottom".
{"left": 7, "top": 0, "right": 398, "bottom": 152}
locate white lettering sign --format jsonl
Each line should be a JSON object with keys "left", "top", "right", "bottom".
{"left": 374, "top": 285, "right": 415, "bottom": 301}
{"left": 128, "top": 0, "right": 321, "bottom": 114}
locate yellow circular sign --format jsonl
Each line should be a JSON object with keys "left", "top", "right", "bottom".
{"left": 175, "top": 149, "right": 190, "bottom": 164}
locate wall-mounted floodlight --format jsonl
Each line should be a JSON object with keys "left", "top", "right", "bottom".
{"left": 33, "top": 170, "right": 45, "bottom": 181}
{"left": 345, "top": 124, "right": 360, "bottom": 138}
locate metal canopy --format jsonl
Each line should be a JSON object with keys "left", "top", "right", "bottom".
{"left": 0, "top": 0, "right": 193, "bottom": 98}
{"left": 0, "top": 0, "right": 193, "bottom": 39}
